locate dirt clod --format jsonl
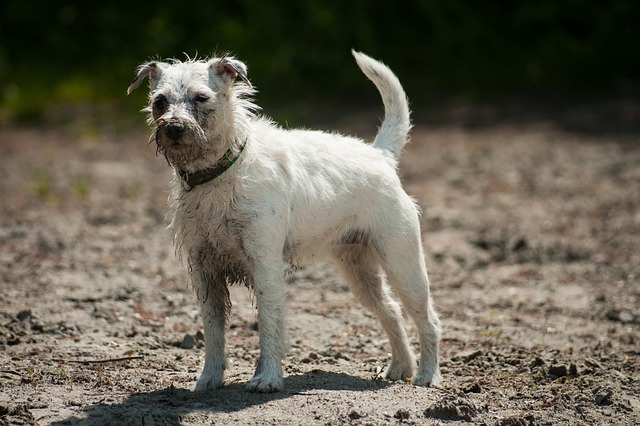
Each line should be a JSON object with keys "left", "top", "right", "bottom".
{"left": 548, "top": 364, "right": 568, "bottom": 377}
{"left": 593, "top": 386, "right": 614, "bottom": 406}
{"left": 16, "top": 310, "right": 32, "bottom": 322}
{"left": 394, "top": 409, "right": 410, "bottom": 420}
{"left": 424, "top": 395, "right": 478, "bottom": 422}
{"left": 455, "top": 349, "right": 483, "bottom": 363}
{"left": 348, "top": 410, "right": 363, "bottom": 420}
{"left": 0, "top": 404, "right": 37, "bottom": 426}
{"left": 180, "top": 334, "right": 196, "bottom": 349}
{"left": 496, "top": 416, "right": 531, "bottom": 426}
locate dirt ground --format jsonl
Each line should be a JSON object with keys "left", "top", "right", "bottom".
{"left": 1, "top": 100, "right": 639, "bottom": 425}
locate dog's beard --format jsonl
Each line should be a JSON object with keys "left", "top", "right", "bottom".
{"left": 152, "top": 127, "right": 212, "bottom": 170}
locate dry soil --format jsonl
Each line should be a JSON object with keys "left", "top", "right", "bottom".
{"left": 1, "top": 101, "right": 639, "bottom": 425}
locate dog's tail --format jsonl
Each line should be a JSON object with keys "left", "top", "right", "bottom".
{"left": 353, "top": 50, "right": 412, "bottom": 160}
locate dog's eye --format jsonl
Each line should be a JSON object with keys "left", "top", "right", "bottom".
{"left": 194, "top": 94, "right": 210, "bottom": 103}
{"left": 153, "top": 95, "right": 168, "bottom": 110}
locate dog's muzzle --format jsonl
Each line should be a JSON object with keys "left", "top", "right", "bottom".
{"left": 157, "top": 118, "right": 185, "bottom": 144}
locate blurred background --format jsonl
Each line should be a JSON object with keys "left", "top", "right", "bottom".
{"left": 1, "top": 0, "right": 639, "bottom": 125}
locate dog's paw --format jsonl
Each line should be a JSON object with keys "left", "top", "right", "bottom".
{"left": 193, "top": 370, "right": 224, "bottom": 392}
{"left": 246, "top": 373, "right": 284, "bottom": 393}
{"left": 384, "top": 360, "right": 416, "bottom": 382}
{"left": 412, "top": 369, "right": 442, "bottom": 387}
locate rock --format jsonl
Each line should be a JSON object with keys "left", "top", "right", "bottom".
{"left": 512, "top": 237, "right": 528, "bottom": 252}
{"left": 593, "top": 386, "right": 613, "bottom": 405}
{"left": 334, "top": 352, "right": 350, "bottom": 361}
{"left": 348, "top": 410, "right": 363, "bottom": 420}
{"left": 301, "top": 352, "right": 319, "bottom": 363}
{"left": 496, "top": 416, "right": 529, "bottom": 426}
{"left": 455, "top": 349, "right": 482, "bottom": 363}
{"left": 548, "top": 364, "right": 568, "bottom": 377}
{"left": 584, "top": 358, "right": 601, "bottom": 370}
{"left": 7, "top": 334, "right": 21, "bottom": 346}
{"left": 394, "top": 409, "right": 410, "bottom": 420}
{"left": 195, "top": 329, "right": 205, "bottom": 341}
{"left": 31, "top": 320, "right": 45, "bottom": 333}
{"left": 424, "top": 396, "right": 477, "bottom": 422}
{"left": 180, "top": 334, "right": 196, "bottom": 349}
{"left": 463, "top": 381, "right": 482, "bottom": 394}
{"left": 569, "top": 363, "right": 578, "bottom": 376}
{"left": 530, "top": 356, "right": 545, "bottom": 368}
{"left": 605, "top": 309, "right": 634, "bottom": 323}
{"left": 16, "top": 310, "right": 32, "bottom": 321}
{"left": 0, "top": 404, "right": 36, "bottom": 425}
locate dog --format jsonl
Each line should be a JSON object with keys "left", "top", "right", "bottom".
{"left": 127, "top": 50, "right": 441, "bottom": 393}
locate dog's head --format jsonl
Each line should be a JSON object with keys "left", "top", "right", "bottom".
{"left": 128, "top": 56, "right": 254, "bottom": 171}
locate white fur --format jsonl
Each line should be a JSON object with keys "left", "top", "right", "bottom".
{"left": 129, "top": 50, "right": 441, "bottom": 392}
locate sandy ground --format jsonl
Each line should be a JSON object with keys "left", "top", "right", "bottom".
{"left": 1, "top": 101, "right": 639, "bottom": 425}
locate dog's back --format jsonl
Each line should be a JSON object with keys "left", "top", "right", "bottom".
{"left": 352, "top": 51, "right": 412, "bottom": 161}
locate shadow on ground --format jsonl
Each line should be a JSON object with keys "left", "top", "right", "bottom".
{"left": 52, "top": 370, "right": 391, "bottom": 425}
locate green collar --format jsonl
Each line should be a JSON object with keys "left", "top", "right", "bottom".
{"left": 178, "top": 140, "right": 246, "bottom": 191}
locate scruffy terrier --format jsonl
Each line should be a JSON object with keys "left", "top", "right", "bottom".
{"left": 128, "top": 51, "right": 441, "bottom": 393}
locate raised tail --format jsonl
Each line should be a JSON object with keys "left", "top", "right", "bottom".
{"left": 352, "top": 50, "right": 412, "bottom": 160}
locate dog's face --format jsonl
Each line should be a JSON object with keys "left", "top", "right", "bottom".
{"left": 127, "top": 57, "right": 251, "bottom": 170}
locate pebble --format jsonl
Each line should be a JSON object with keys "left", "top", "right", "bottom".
{"left": 463, "top": 382, "right": 482, "bottom": 393}
{"left": 181, "top": 334, "right": 196, "bottom": 349}
{"left": 593, "top": 386, "right": 613, "bottom": 405}
{"left": 530, "top": 356, "right": 545, "bottom": 367}
{"left": 584, "top": 358, "right": 601, "bottom": 369}
{"left": 548, "top": 364, "right": 567, "bottom": 377}
{"left": 497, "top": 416, "right": 528, "bottom": 426}
{"left": 424, "top": 396, "right": 477, "bottom": 422}
{"left": 394, "top": 409, "right": 410, "bottom": 420}
{"left": 348, "top": 410, "right": 363, "bottom": 420}
{"left": 16, "top": 310, "right": 32, "bottom": 321}
{"left": 455, "top": 349, "right": 482, "bottom": 363}
{"left": 569, "top": 363, "right": 578, "bottom": 375}
{"left": 605, "top": 309, "right": 634, "bottom": 323}
{"left": 7, "top": 334, "right": 21, "bottom": 345}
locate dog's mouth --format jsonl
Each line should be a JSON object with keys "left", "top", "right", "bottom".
{"left": 158, "top": 132, "right": 182, "bottom": 150}
{"left": 152, "top": 126, "right": 211, "bottom": 171}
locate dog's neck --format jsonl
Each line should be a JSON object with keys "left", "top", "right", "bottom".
{"left": 177, "top": 138, "right": 247, "bottom": 191}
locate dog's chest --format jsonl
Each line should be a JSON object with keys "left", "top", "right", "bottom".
{"left": 172, "top": 187, "right": 252, "bottom": 284}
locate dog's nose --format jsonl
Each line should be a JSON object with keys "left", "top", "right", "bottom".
{"left": 165, "top": 122, "right": 185, "bottom": 140}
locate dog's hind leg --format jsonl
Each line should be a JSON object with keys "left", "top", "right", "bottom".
{"left": 333, "top": 246, "right": 417, "bottom": 381}
{"left": 379, "top": 235, "right": 442, "bottom": 387}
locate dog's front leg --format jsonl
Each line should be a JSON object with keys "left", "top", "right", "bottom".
{"left": 246, "top": 261, "right": 286, "bottom": 393}
{"left": 193, "top": 269, "right": 230, "bottom": 392}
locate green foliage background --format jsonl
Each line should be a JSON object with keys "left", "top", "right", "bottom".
{"left": 1, "top": 1, "right": 638, "bottom": 121}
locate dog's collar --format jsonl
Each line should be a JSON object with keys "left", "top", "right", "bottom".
{"left": 178, "top": 139, "right": 247, "bottom": 191}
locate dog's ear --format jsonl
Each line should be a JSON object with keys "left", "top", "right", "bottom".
{"left": 127, "top": 62, "right": 166, "bottom": 95}
{"left": 209, "top": 57, "right": 252, "bottom": 88}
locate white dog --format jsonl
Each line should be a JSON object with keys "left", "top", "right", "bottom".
{"left": 128, "top": 51, "right": 441, "bottom": 393}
